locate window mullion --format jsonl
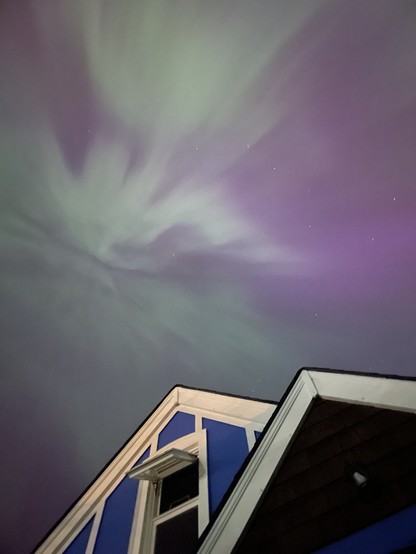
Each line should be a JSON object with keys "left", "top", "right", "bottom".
{"left": 152, "top": 497, "right": 199, "bottom": 525}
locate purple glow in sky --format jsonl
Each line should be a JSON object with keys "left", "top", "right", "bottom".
{"left": 1, "top": 1, "right": 416, "bottom": 552}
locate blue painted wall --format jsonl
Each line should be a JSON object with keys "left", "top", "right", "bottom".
{"left": 202, "top": 418, "right": 248, "bottom": 514}
{"left": 157, "top": 411, "right": 195, "bottom": 449}
{"left": 313, "top": 503, "right": 416, "bottom": 554}
{"left": 92, "top": 447, "right": 150, "bottom": 554}
{"left": 63, "top": 518, "right": 93, "bottom": 554}
{"left": 63, "top": 412, "right": 252, "bottom": 553}
{"left": 254, "top": 430, "right": 262, "bottom": 441}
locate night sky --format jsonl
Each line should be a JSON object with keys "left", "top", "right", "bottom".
{"left": 1, "top": 1, "right": 416, "bottom": 552}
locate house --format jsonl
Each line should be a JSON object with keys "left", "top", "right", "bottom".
{"left": 34, "top": 369, "right": 416, "bottom": 554}
{"left": 34, "top": 385, "right": 277, "bottom": 553}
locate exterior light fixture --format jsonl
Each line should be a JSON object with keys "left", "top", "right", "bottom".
{"left": 352, "top": 470, "right": 368, "bottom": 488}
{"left": 346, "top": 464, "right": 379, "bottom": 501}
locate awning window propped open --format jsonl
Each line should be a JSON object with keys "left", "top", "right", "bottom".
{"left": 127, "top": 448, "right": 197, "bottom": 482}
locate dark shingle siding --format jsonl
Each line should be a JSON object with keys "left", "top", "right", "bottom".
{"left": 234, "top": 398, "right": 416, "bottom": 554}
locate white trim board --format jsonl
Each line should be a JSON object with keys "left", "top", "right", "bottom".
{"left": 197, "top": 369, "right": 416, "bottom": 554}
{"left": 177, "top": 388, "right": 276, "bottom": 426}
{"left": 308, "top": 370, "right": 416, "bottom": 412}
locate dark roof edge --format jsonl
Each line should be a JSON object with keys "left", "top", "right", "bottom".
{"left": 300, "top": 366, "right": 416, "bottom": 382}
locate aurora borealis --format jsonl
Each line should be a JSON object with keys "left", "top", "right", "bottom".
{"left": 1, "top": 1, "right": 416, "bottom": 552}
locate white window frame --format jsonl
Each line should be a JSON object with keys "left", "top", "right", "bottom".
{"left": 128, "top": 429, "right": 208, "bottom": 554}
{"left": 149, "top": 493, "right": 199, "bottom": 553}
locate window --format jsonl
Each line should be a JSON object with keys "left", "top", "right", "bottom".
{"left": 153, "top": 463, "right": 199, "bottom": 554}
{"left": 159, "top": 462, "right": 199, "bottom": 513}
{"left": 128, "top": 430, "right": 208, "bottom": 554}
{"left": 154, "top": 506, "right": 198, "bottom": 554}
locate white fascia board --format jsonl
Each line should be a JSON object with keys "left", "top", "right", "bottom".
{"left": 177, "top": 387, "right": 276, "bottom": 426}
{"left": 197, "top": 370, "right": 317, "bottom": 554}
{"left": 308, "top": 370, "right": 416, "bottom": 412}
{"left": 35, "top": 390, "right": 180, "bottom": 553}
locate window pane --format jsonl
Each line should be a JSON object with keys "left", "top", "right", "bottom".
{"left": 160, "top": 462, "right": 198, "bottom": 514}
{"left": 154, "top": 507, "right": 198, "bottom": 554}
